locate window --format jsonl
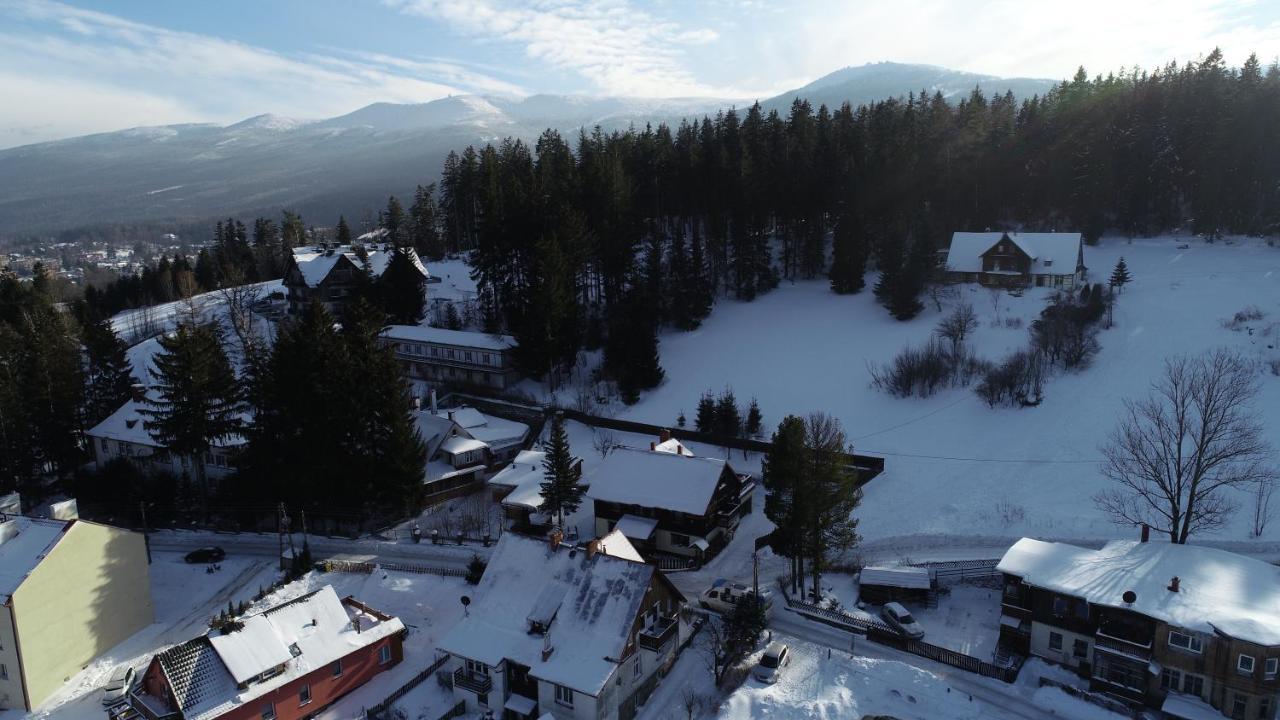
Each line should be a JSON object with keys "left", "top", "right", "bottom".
{"left": 1233, "top": 693, "right": 1248, "bottom": 720}
{"left": 299, "top": 685, "right": 312, "bottom": 706}
{"left": 1048, "top": 632, "right": 1063, "bottom": 651}
{"left": 465, "top": 659, "right": 487, "bottom": 676}
{"left": 1168, "top": 631, "right": 1203, "bottom": 654}
{"left": 670, "top": 532, "right": 691, "bottom": 548}
{"left": 1003, "top": 583, "right": 1019, "bottom": 599}
{"left": 634, "top": 655, "right": 643, "bottom": 679}
{"left": 379, "top": 645, "right": 392, "bottom": 665}
{"left": 1073, "top": 639, "right": 1089, "bottom": 659}
{"left": 1262, "top": 698, "right": 1272, "bottom": 720}
{"left": 261, "top": 703, "right": 277, "bottom": 720}
{"left": 1160, "top": 668, "right": 1181, "bottom": 690}
{"left": 1052, "top": 597, "right": 1069, "bottom": 616}
{"left": 1240, "top": 654, "right": 1256, "bottom": 675}
{"left": 100, "top": 437, "right": 109, "bottom": 451}
{"left": 1044, "top": 260, "right": 1053, "bottom": 267}
{"left": 1267, "top": 658, "right": 1278, "bottom": 679}
{"left": 332, "top": 660, "right": 343, "bottom": 677}
{"left": 478, "top": 692, "right": 488, "bottom": 708}
{"left": 555, "top": 684, "right": 574, "bottom": 708}
{"left": 1183, "top": 674, "right": 1204, "bottom": 697}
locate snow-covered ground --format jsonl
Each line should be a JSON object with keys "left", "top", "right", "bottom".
{"left": 618, "top": 236, "right": 1280, "bottom": 549}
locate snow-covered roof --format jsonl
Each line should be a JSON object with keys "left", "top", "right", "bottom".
{"left": 945, "top": 232, "right": 1082, "bottom": 275}
{"left": 596, "top": 529, "right": 645, "bottom": 563}
{"left": 588, "top": 447, "right": 729, "bottom": 516}
{"left": 437, "top": 533, "right": 655, "bottom": 694}
{"left": 614, "top": 514, "right": 658, "bottom": 541}
{"left": 437, "top": 407, "right": 528, "bottom": 448}
{"left": 415, "top": 411, "right": 463, "bottom": 461}
{"left": 167, "top": 586, "right": 404, "bottom": 720}
{"left": 86, "top": 395, "right": 248, "bottom": 449}
{"left": 1162, "top": 692, "right": 1223, "bottom": 720}
{"left": 440, "top": 435, "right": 487, "bottom": 455}
{"left": 289, "top": 245, "right": 427, "bottom": 288}
{"left": 860, "top": 566, "right": 931, "bottom": 590}
{"left": 0, "top": 516, "right": 69, "bottom": 599}
{"left": 382, "top": 324, "right": 515, "bottom": 351}
{"left": 998, "top": 538, "right": 1280, "bottom": 646}
{"left": 491, "top": 450, "right": 547, "bottom": 510}
{"left": 652, "top": 437, "right": 694, "bottom": 457}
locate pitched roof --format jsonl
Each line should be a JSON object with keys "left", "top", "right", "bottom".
{"left": 381, "top": 324, "right": 515, "bottom": 351}
{"left": 437, "top": 533, "right": 655, "bottom": 694}
{"left": 290, "top": 245, "right": 428, "bottom": 288}
{"left": 153, "top": 586, "right": 404, "bottom": 720}
{"left": 0, "top": 516, "right": 70, "bottom": 599}
{"left": 588, "top": 447, "right": 729, "bottom": 516}
{"left": 860, "top": 566, "right": 931, "bottom": 590}
{"left": 946, "top": 232, "right": 1082, "bottom": 275}
{"left": 437, "top": 407, "right": 528, "bottom": 447}
{"left": 652, "top": 438, "right": 694, "bottom": 457}
{"left": 86, "top": 395, "right": 248, "bottom": 448}
{"left": 490, "top": 450, "right": 547, "bottom": 510}
{"left": 998, "top": 538, "right": 1280, "bottom": 646}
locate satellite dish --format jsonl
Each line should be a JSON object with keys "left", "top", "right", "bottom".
{"left": 1122, "top": 590, "right": 1137, "bottom": 604}
{"left": 461, "top": 595, "right": 471, "bottom": 606}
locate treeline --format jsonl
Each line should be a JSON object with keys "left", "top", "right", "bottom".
{"left": 432, "top": 48, "right": 1280, "bottom": 371}
{"left": 0, "top": 270, "right": 134, "bottom": 497}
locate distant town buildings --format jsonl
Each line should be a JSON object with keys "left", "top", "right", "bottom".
{"left": 282, "top": 244, "right": 428, "bottom": 316}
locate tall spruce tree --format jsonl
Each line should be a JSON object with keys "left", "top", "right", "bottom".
{"left": 801, "top": 413, "right": 861, "bottom": 600}
{"left": 829, "top": 211, "right": 867, "bottom": 294}
{"left": 383, "top": 196, "right": 407, "bottom": 249}
{"left": 81, "top": 313, "right": 135, "bottom": 428}
{"left": 539, "top": 413, "right": 582, "bottom": 528}
{"left": 695, "top": 391, "right": 717, "bottom": 433}
{"left": 744, "top": 398, "right": 763, "bottom": 439}
{"left": 409, "top": 184, "right": 444, "bottom": 260}
{"left": 142, "top": 322, "right": 242, "bottom": 506}
{"left": 763, "top": 415, "right": 808, "bottom": 594}
{"left": 379, "top": 247, "right": 427, "bottom": 324}
{"left": 335, "top": 215, "right": 352, "bottom": 245}
{"left": 1109, "top": 257, "right": 1132, "bottom": 292}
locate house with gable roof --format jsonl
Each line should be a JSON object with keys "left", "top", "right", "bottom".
{"left": 283, "top": 244, "right": 428, "bottom": 316}
{"left": 437, "top": 532, "right": 685, "bottom": 720}
{"left": 998, "top": 532, "right": 1280, "bottom": 719}
{"left": 125, "top": 585, "right": 403, "bottom": 720}
{"left": 945, "top": 231, "right": 1085, "bottom": 288}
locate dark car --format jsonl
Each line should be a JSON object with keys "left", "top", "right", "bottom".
{"left": 184, "top": 546, "right": 226, "bottom": 563}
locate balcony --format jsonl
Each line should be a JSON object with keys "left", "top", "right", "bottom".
{"left": 1094, "top": 631, "right": 1152, "bottom": 662}
{"left": 453, "top": 667, "right": 493, "bottom": 694}
{"left": 638, "top": 615, "right": 679, "bottom": 652}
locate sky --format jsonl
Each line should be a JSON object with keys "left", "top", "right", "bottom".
{"left": 1, "top": 0, "right": 1278, "bottom": 149}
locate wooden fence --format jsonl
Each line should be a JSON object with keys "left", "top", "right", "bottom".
{"left": 365, "top": 653, "right": 453, "bottom": 720}
{"left": 324, "top": 559, "right": 469, "bottom": 578}
{"left": 782, "top": 592, "right": 1020, "bottom": 683}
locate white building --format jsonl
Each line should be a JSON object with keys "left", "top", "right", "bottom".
{"left": 437, "top": 532, "right": 686, "bottom": 720}
{"left": 85, "top": 396, "right": 242, "bottom": 480}
{"left": 382, "top": 325, "right": 519, "bottom": 390}
{"left": 945, "top": 231, "right": 1086, "bottom": 288}
{"left": 436, "top": 406, "right": 529, "bottom": 464}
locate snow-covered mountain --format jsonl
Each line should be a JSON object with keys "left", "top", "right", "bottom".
{"left": 0, "top": 62, "right": 1054, "bottom": 237}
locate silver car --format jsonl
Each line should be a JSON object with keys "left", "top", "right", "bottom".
{"left": 881, "top": 602, "right": 925, "bottom": 639}
{"left": 100, "top": 665, "right": 135, "bottom": 706}
{"left": 753, "top": 642, "right": 790, "bottom": 684}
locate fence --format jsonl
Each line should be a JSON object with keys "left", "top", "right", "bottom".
{"left": 654, "top": 555, "right": 699, "bottom": 572}
{"left": 906, "top": 559, "right": 1002, "bottom": 585}
{"left": 324, "top": 559, "right": 469, "bottom": 578}
{"left": 1039, "top": 677, "right": 1140, "bottom": 717}
{"left": 365, "top": 653, "right": 452, "bottom": 720}
{"left": 781, "top": 591, "right": 1020, "bottom": 683}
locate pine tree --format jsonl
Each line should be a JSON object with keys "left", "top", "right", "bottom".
{"left": 695, "top": 391, "right": 717, "bottom": 433}
{"left": 539, "top": 413, "right": 582, "bottom": 529}
{"left": 829, "top": 212, "right": 867, "bottom": 294}
{"left": 1109, "top": 257, "right": 1131, "bottom": 292}
{"left": 383, "top": 196, "right": 407, "bottom": 249}
{"left": 763, "top": 415, "right": 807, "bottom": 594}
{"left": 409, "top": 184, "right": 444, "bottom": 260}
{"left": 335, "top": 215, "right": 352, "bottom": 246}
{"left": 715, "top": 388, "right": 741, "bottom": 438}
{"left": 744, "top": 398, "right": 763, "bottom": 439}
{"left": 443, "top": 303, "right": 463, "bottom": 330}
{"left": 378, "top": 247, "right": 427, "bottom": 324}
{"left": 676, "top": 410, "right": 686, "bottom": 428}
{"left": 141, "top": 322, "right": 242, "bottom": 506}
{"left": 81, "top": 313, "right": 135, "bottom": 428}
{"left": 801, "top": 413, "right": 861, "bottom": 600}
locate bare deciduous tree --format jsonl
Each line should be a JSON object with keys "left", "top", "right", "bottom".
{"left": 935, "top": 303, "right": 978, "bottom": 360}
{"left": 218, "top": 271, "right": 263, "bottom": 369}
{"left": 1095, "top": 349, "right": 1277, "bottom": 543}
{"left": 1253, "top": 480, "right": 1275, "bottom": 538}
{"left": 679, "top": 685, "right": 706, "bottom": 720}
{"left": 593, "top": 428, "right": 617, "bottom": 460}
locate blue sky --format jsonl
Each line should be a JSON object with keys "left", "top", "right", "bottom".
{"left": 1, "top": 0, "right": 1278, "bottom": 148}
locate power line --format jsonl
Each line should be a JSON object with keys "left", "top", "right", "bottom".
{"left": 856, "top": 448, "right": 1104, "bottom": 464}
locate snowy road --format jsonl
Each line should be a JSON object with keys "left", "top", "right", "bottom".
{"left": 769, "top": 608, "right": 1068, "bottom": 720}
{"left": 147, "top": 530, "right": 489, "bottom": 568}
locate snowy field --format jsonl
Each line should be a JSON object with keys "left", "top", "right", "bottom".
{"left": 619, "top": 236, "right": 1280, "bottom": 550}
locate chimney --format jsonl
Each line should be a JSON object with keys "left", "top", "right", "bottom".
{"left": 412, "top": 396, "right": 422, "bottom": 411}
{"left": 586, "top": 539, "right": 600, "bottom": 560}
{"left": 130, "top": 383, "right": 146, "bottom": 402}
{"left": 430, "top": 389, "right": 438, "bottom": 415}
{"left": 659, "top": 429, "right": 672, "bottom": 443}
{"left": 1140, "top": 523, "right": 1150, "bottom": 543}
{"left": 447, "top": 410, "right": 454, "bottom": 423}
{"left": 649, "top": 442, "right": 656, "bottom": 451}
{"left": 1168, "top": 576, "right": 1180, "bottom": 593}
{"left": 353, "top": 614, "right": 362, "bottom": 633}
{"left": 549, "top": 527, "right": 563, "bottom": 552}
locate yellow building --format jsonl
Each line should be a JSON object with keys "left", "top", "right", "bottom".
{"left": 0, "top": 517, "right": 153, "bottom": 711}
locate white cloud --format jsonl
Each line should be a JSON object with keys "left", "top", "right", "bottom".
{"left": 388, "top": 0, "right": 752, "bottom": 97}
{"left": 0, "top": 0, "right": 525, "bottom": 147}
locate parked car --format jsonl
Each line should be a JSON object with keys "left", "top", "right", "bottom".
{"left": 699, "top": 578, "right": 774, "bottom": 614}
{"left": 100, "top": 665, "right": 135, "bottom": 706}
{"left": 184, "top": 546, "right": 225, "bottom": 563}
{"left": 753, "top": 642, "right": 790, "bottom": 684}
{"left": 881, "top": 602, "right": 925, "bottom": 639}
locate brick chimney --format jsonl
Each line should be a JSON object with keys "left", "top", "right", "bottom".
{"left": 1168, "top": 576, "right": 1180, "bottom": 593}
{"left": 130, "top": 383, "right": 146, "bottom": 402}
{"left": 659, "top": 429, "right": 672, "bottom": 443}
{"left": 1140, "top": 523, "right": 1150, "bottom": 543}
